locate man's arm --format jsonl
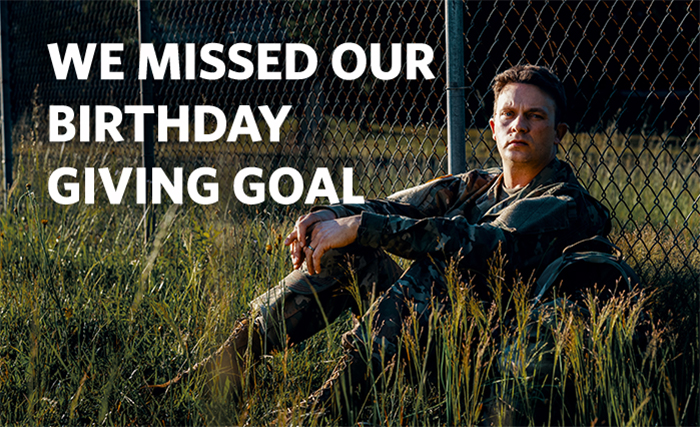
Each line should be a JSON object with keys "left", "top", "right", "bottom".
{"left": 284, "top": 174, "right": 461, "bottom": 272}
{"left": 289, "top": 195, "right": 570, "bottom": 277}
{"left": 285, "top": 170, "right": 501, "bottom": 274}
{"left": 312, "top": 171, "right": 491, "bottom": 220}
{"left": 355, "top": 190, "right": 608, "bottom": 279}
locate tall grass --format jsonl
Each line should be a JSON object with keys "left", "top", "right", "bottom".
{"left": 0, "top": 117, "right": 697, "bottom": 424}
{"left": 1, "top": 168, "right": 697, "bottom": 426}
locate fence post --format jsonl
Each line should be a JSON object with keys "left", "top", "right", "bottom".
{"left": 138, "top": 0, "right": 155, "bottom": 242}
{"left": 0, "top": 0, "right": 12, "bottom": 209}
{"left": 445, "top": 0, "right": 466, "bottom": 175}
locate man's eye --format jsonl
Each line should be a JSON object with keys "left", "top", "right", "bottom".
{"left": 501, "top": 111, "right": 512, "bottom": 117}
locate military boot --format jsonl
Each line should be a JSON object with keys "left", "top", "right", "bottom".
{"left": 145, "top": 318, "right": 263, "bottom": 397}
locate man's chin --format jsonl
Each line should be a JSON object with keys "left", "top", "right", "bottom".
{"left": 502, "top": 153, "right": 532, "bottom": 165}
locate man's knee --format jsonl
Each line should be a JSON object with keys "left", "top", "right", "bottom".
{"left": 249, "top": 285, "right": 319, "bottom": 350}
{"left": 281, "top": 244, "right": 402, "bottom": 296}
{"left": 250, "top": 280, "right": 358, "bottom": 350}
{"left": 247, "top": 245, "right": 403, "bottom": 353}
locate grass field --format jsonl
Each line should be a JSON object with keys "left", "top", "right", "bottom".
{"left": 0, "top": 117, "right": 698, "bottom": 425}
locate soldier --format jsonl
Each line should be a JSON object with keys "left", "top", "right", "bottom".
{"left": 146, "top": 64, "right": 611, "bottom": 422}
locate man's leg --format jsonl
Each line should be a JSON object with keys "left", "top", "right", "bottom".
{"left": 302, "top": 255, "right": 451, "bottom": 420}
{"left": 252, "top": 243, "right": 403, "bottom": 349}
{"left": 146, "top": 245, "right": 402, "bottom": 396}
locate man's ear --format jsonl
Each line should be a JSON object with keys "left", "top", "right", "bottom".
{"left": 554, "top": 122, "right": 568, "bottom": 144}
{"left": 489, "top": 117, "right": 496, "bottom": 140}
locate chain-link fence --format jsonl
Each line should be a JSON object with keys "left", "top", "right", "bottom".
{"left": 2, "top": 0, "right": 698, "bottom": 283}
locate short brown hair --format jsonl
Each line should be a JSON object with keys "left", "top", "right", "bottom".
{"left": 491, "top": 65, "right": 567, "bottom": 124}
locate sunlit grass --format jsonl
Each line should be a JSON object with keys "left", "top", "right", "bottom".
{"left": 0, "top": 113, "right": 697, "bottom": 425}
{"left": 1, "top": 164, "right": 697, "bottom": 425}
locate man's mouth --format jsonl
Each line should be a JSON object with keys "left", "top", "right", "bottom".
{"left": 507, "top": 140, "right": 529, "bottom": 147}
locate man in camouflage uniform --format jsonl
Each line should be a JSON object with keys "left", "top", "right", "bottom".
{"left": 148, "top": 65, "right": 610, "bottom": 421}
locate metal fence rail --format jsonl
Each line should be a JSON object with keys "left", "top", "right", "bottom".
{"left": 2, "top": 0, "right": 698, "bottom": 283}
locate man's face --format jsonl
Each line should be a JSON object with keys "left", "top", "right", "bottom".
{"left": 489, "top": 83, "right": 567, "bottom": 177}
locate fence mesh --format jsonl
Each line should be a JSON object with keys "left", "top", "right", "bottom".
{"left": 4, "top": 0, "right": 699, "bottom": 284}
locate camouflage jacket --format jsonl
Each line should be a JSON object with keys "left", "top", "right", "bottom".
{"left": 320, "top": 158, "right": 611, "bottom": 284}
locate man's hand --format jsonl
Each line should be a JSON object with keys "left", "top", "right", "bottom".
{"left": 284, "top": 210, "right": 338, "bottom": 269}
{"left": 303, "top": 215, "right": 361, "bottom": 274}
{"left": 284, "top": 211, "right": 361, "bottom": 274}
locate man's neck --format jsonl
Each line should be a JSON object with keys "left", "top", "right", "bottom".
{"left": 502, "top": 160, "right": 553, "bottom": 189}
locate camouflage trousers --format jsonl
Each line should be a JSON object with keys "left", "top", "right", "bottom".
{"left": 248, "top": 243, "right": 453, "bottom": 371}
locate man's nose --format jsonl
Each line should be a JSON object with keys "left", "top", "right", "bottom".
{"left": 510, "top": 114, "right": 529, "bottom": 133}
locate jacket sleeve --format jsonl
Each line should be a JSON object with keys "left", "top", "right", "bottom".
{"left": 355, "top": 189, "right": 609, "bottom": 278}
{"left": 311, "top": 174, "right": 465, "bottom": 219}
